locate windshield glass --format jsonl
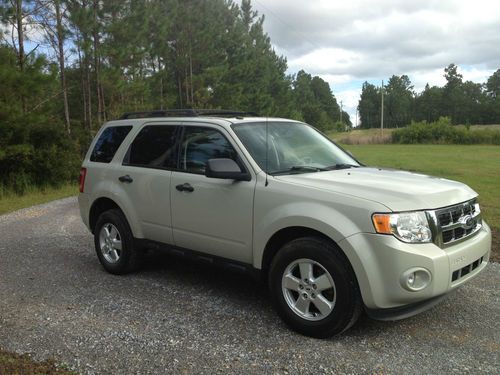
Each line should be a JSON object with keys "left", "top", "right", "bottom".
{"left": 232, "top": 121, "right": 360, "bottom": 174}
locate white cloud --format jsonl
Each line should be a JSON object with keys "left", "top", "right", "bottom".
{"left": 335, "top": 88, "right": 362, "bottom": 125}
{"left": 247, "top": 0, "right": 500, "bottom": 120}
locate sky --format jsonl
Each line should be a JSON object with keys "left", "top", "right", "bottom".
{"left": 247, "top": 0, "right": 500, "bottom": 125}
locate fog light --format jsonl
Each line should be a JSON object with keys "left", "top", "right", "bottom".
{"left": 400, "top": 268, "right": 431, "bottom": 291}
{"left": 407, "top": 272, "right": 415, "bottom": 287}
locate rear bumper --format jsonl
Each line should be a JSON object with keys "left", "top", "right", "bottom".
{"left": 77, "top": 193, "right": 91, "bottom": 231}
{"left": 338, "top": 221, "right": 491, "bottom": 310}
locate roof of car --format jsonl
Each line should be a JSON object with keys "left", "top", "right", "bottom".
{"left": 104, "top": 116, "right": 298, "bottom": 128}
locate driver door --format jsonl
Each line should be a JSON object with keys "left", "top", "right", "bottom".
{"left": 170, "top": 124, "right": 256, "bottom": 264}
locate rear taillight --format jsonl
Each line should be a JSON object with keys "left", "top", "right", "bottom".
{"left": 79, "top": 167, "right": 87, "bottom": 193}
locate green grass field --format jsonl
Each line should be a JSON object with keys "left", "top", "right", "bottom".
{"left": 342, "top": 144, "right": 500, "bottom": 229}
{"left": 0, "top": 184, "right": 77, "bottom": 216}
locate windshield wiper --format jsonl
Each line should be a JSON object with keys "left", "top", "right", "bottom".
{"left": 325, "top": 163, "right": 359, "bottom": 170}
{"left": 271, "top": 165, "right": 328, "bottom": 175}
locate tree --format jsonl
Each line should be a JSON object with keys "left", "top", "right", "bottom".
{"left": 384, "top": 75, "right": 414, "bottom": 128}
{"left": 292, "top": 70, "right": 343, "bottom": 131}
{"left": 443, "top": 63, "right": 465, "bottom": 124}
{"left": 486, "top": 69, "right": 500, "bottom": 99}
{"left": 358, "top": 82, "right": 380, "bottom": 129}
{"left": 414, "top": 84, "right": 443, "bottom": 123}
{"left": 37, "top": 0, "right": 71, "bottom": 133}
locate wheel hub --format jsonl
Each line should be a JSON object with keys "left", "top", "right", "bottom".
{"left": 281, "top": 258, "right": 336, "bottom": 321}
{"left": 99, "top": 223, "right": 122, "bottom": 264}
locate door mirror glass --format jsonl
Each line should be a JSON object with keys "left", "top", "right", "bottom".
{"left": 205, "top": 158, "right": 251, "bottom": 181}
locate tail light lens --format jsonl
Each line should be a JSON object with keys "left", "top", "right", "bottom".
{"left": 79, "top": 167, "right": 87, "bottom": 193}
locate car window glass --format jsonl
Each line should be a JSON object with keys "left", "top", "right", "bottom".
{"left": 90, "top": 126, "right": 132, "bottom": 163}
{"left": 127, "top": 125, "right": 178, "bottom": 168}
{"left": 181, "top": 127, "right": 238, "bottom": 174}
{"left": 232, "top": 122, "right": 359, "bottom": 173}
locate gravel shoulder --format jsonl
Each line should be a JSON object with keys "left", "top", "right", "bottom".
{"left": 0, "top": 198, "right": 499, "bottom": 374}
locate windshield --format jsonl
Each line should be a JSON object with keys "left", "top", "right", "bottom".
{"left": 232, "top": 121, "right": 360, "bottom": 174}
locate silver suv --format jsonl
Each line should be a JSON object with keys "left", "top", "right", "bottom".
{"left": 78, "top": 109, "right": 491, "bottom": 338}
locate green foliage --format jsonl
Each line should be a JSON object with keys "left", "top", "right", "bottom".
{"left": 1, "top": 0, "right": 349, "bottom": 195}
{"left": 392, "top": 117, "right": 500, "bottom": 145}
{"left": 358, "top": 82, "right": 380, "bottom": 129}
{"left": 0, "top": 45, "right": 80, "bottom": 193}
{"left": 0, "top": 121, "right": 80, "bottom": 194}
{"left": 359, "top": 64, "right": 500, "bottom": 128}
{"left": 292, "top": 70, "right": 349, "bottom": 131}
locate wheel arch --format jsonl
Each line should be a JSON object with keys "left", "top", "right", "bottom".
{"left": 261, "top": 226, "right": 341, "bottom": 277}
{"left": 89, "top": 197, "right": 127, "bottom": 235}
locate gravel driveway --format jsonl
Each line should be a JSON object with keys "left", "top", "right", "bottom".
{"left": 0, "top": 197, "right": 499, "bottom": 374}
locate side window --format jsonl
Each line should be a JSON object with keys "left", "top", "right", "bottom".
{"left": 181, "top": 127, "right": 238, "bottom": 174}
{"left": 126, "top": 125, "right": 178, "bottom": 168}
{"left": 90, "top": 126, "right": 132, "bottom": 163}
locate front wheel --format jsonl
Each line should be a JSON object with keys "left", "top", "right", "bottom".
{"left": 268, "top": 237, "right": 362, "bottom": 338}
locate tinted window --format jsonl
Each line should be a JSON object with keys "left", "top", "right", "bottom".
{"left": 127, "top": 125, "right": 178, "bottom": 168}
{"left": 90, "top": 126, "right": 132, "bottom": 163}
{"left": 180, "top": 127, "right": 238, "bottom": 174}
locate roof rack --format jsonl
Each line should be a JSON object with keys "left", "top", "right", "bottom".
{"left": 119, "top": 109, "right": 259, "bottom": 120}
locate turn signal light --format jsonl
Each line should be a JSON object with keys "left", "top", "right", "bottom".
{"left": 372, "top": 214, "right": 392, "bottom": 234}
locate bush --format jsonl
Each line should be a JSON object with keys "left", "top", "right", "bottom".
{"left": 392, "top": 117, "right": 500, "bottom": 145}
{"left": 0, "top": 120, "right": 80, "bottom": 194}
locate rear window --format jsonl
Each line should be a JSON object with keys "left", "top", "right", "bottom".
{"left": 125, "top": 125, "right": 178, "bottom": 169}
{"left": 90, "top": 126, "right": 132, "bottom": 163}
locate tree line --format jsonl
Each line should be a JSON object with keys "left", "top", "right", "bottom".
{"left": 0, "top": 0, "right": 349, "bottom": 192}
{"left": 1, "top": 0, "right": 350, "bottom": 133}
{"left": 358, "top": 64, "right": 500, "bottom": 129}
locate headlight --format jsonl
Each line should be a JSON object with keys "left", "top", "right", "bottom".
{"left": 372, "top": 211, "right": 432, "bottom": 243}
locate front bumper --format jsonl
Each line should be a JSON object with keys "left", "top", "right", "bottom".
{"left": 338, "top": 221, "right": 491, "bottom": 312}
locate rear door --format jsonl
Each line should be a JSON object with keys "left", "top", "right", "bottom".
{"left": 119, "top": 122, "right": 180, "bottom": 244}
{"left": 170, "top": 123, "right": 256, "bottom": 263}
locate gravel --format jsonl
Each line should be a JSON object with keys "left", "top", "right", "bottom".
{"left": 0, "top": 197, "right": 499, "bottom": 374}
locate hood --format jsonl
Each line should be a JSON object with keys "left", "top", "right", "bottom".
{"left": 275, "top": 167, "right": 477, "bottom": 212}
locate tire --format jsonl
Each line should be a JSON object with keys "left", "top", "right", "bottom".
{"left": 94, "top": 209, "right": 140, "bottom": 275}
{"left": 268, "top": 236, "right": 362, "bottom": 338}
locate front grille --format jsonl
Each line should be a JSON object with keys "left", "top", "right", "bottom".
{"left": 429, "top": 199, "right": 482, "bottom": 247}
{"left": 452, "top": 256, "right": 484, "bottom": 282}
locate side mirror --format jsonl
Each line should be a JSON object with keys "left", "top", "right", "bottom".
{"left": 205, "top": 158, "right": 251, "bottom": 181}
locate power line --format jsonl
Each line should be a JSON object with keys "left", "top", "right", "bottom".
{"left": 253, "top": 0, "right": 323, "bottom": 51}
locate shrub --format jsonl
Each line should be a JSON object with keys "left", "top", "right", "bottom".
{"left": 392, "top": 117, "right": 500, "bottom": 145}
{"left": 0, "top": 121, "right": 80, "bottom": 194}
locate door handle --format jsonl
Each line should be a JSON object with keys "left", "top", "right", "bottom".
{"left": 118, "top": 175, "right": 133, "bottom": 183}
{"left": 176, "top": 183, "right": 194, "bottom": 192}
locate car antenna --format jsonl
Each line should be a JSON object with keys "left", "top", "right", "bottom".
{"left": 265, "top": 116, "right": 269, "bottom": 187}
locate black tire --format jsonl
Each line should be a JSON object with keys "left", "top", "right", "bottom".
{"left": 268, "top": 236, "right": 362, "bottom": 338}
{"left": 94, "top": 209, "right": 140, "bottom": 275}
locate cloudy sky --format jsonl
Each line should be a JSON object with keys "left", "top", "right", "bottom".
{"left": 247, "top": 0, "right": 500, "bottom": 124}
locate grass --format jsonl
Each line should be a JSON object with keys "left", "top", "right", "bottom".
{"left": 328, "top": 128, "right": 394, "bottom": 144}
{"left": 329, "top": 124, "right": 500, "bottom": 145}
{"left": 342, "top": 144, "right": 500, "bottom": 230}
{"left": 0, "top": 348, "right": 75, "bottom": 375}
{"left": 0, "top": 184, "right": 78, "bottom": 216}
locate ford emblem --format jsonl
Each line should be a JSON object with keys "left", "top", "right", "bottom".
{"left": 460, "top": 214, "right": 475, "bottom": 230}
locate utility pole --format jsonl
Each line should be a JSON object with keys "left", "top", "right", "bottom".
{"left": 355, "top": 107, "right": 358, "bottom": 128}
{"left": 339, "top": 100, "right": 343, "bottom": 123}
{"left": 380, "top": 80, "right": 384, "bottom": 135}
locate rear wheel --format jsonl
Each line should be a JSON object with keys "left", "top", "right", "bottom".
{"left": 94, "top": 209, "right": 140, "bottom": 274}
{"left": 269, "top": 236, "right": 362, "bottom": 338}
